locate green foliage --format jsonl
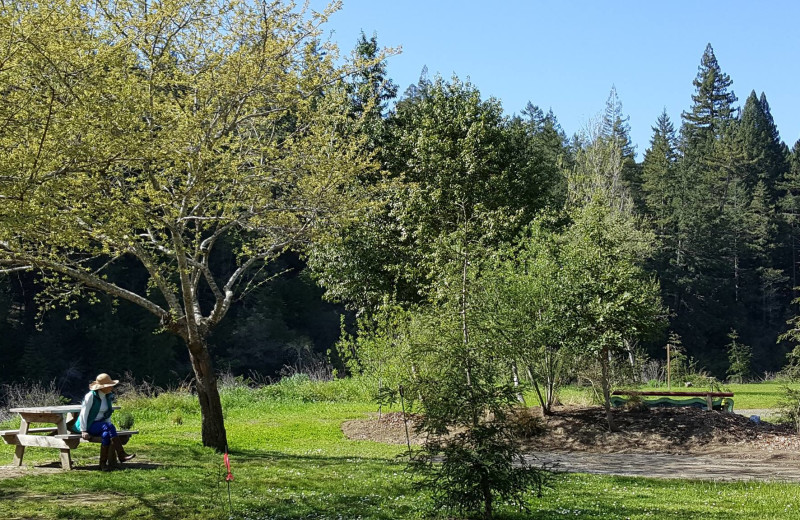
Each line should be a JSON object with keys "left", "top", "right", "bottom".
{"left": 726, "top": 329, "right": 753, "bottom": 382}
{"left": 0, "top": 0, "right": 384, "bottom": 449}
{"left": 309, "top": 74, "right": 567, "bottom": 310}
{"left": 336, "top": 301, "right": 415, "bottom": 395}
{"left": 116, "top": 410, "right": 135, "bottom": 430}
{"left": 412, "top": 423, "right": 552, "bottom": 519}
{"left": 776, "top": 385, "right": 800, "bottom": 434}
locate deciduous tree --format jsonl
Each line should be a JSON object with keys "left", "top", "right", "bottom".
{"left": 0, "top": 0, "right": 377, "bottom": 450}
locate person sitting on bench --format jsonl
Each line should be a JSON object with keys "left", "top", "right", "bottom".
{"left": 71, "top": 373, "right": 135, "bottom": 471}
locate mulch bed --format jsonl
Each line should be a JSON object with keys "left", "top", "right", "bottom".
{"left": 341, "top": 406, "right": 800, "bottom": 459}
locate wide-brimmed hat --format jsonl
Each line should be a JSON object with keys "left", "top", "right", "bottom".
{"left": 89, "top": 373, "right": 119, "bottom": 390}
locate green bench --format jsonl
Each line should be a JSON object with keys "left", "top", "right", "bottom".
{"left": 611, "top": 390, "right": 734, "bottom": 411}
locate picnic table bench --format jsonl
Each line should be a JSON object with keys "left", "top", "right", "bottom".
{"left": 1, "top": 405, "right": 137, "bottom": 470}
{"left": 611, "top": 390, "right": 735, "bottom": 411}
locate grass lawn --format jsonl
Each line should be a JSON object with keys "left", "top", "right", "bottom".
{"left": 1, "top": 378, "right": 800, "bottom": 519}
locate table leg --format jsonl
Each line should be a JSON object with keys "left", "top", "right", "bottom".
{"left": 12, "top": 418, "right": 29, "bottom": 466}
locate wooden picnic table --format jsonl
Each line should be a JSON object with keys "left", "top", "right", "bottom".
{"left": 1, "top": 405, "right": 136, "bottom": 470}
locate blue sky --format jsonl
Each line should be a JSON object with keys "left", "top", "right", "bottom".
{"left": 310, "top": 1, "right": 800, "bottom": 159}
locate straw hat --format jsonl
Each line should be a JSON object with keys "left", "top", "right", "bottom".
{"left": 89, "top": 373, "right": 119, "bottom": 390}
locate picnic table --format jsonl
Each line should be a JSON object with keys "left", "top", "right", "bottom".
{"left": 1, "top": 405, "right": 137, "bottom": 470}
{"left": 611, "top": 390, "right": 735, "bottom": 411}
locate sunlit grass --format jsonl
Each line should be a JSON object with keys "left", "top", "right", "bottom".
{"left": 1, "top": 377, "right": 800, "bottom": 519}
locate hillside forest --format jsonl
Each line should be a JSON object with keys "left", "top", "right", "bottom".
{"left": 1, "top": 12, "right": 799, "bottom": 402}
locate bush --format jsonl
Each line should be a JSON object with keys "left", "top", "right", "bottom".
{"left": 412, "top": 422, "right": 552, "bottom": 519}
{"left": 776, "top": 386, "right": 800, "bottom": 434}
{"left": 116, "top": 410, "right": 135, "bottom": 430}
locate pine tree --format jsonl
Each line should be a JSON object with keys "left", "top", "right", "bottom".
{"left": 347, "top": 32, "right": 398, "bottom": 150}
{"left": 739, "top": 91, "right": 789, "bottom": 200}
{"left": 681, "top": 43, "right": 738, "bottom": 150}
{"left": 641, "top": 110, "right": 679, "bottom": 234}
{"left": 778, "top": 140, "right": 800, "bottom": 292}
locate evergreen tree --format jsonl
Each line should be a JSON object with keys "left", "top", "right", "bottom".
{"left": 778, "top": 140, "right": 800, "bottom": 291}
{"left": 739, "top": 91, "right": 789, "bottom": 200}
{"left": 347, "top": 32, "right": 398, "bottom": 150}
{"left": 641, "top": 110, "right": 679, "bottom": 235}
{"left": 681, "top": 43, "right": 738, "bottom": 151}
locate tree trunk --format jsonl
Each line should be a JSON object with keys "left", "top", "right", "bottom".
{"left": 187, "top": 337, "right": 228, "bottom": 451}
{"left": 481, "top": 473, "right": 493, "bottom": 520}
{"left": 600, "top": 348, "right": 616, "bottom": 432}
{"left": 527, "top": 366, "right": 552, "bottom": 416}
{"left": 511, "top": 362, "right": 525, "bottom": 405}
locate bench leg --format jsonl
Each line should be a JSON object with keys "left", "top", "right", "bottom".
{"left": 13, "top": 418, "right": 29, "bottom": 466}
{"left": 706, "top": 395, "right": 713, "bottom": 411}
{"left": 12, "top": 445, "right": 25, "bottom": 466}
{"left": 59, "top": 449, "right": 72, "bottom": 470}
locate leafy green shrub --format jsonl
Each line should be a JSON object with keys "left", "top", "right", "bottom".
{"left": 116, "top": 410, "right": 135, "bottom": 430}
{"left": 777, "top": 386, "right": 800, "bottom": 434}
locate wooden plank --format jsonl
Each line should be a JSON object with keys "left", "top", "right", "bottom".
{"left": 9, "top": 405, "right": 118, "bottom": 414}
{"left": 12, "top": 418, "right": 28, "bottom": 466}
{"left": 56, "top": 431, "right": 138, "bottom": 444}
{"left": 4, "top": 434, "right": 79, "bottom": 450}
{"left": 0, "top": 427, "right": 58, "bottom": 435}
{"left": 16, "top": 412, "right": 65, "bottom": 424}
{"left": 59, "top": 449, "right": 72, "bottom": 470}
{"left": 9, "top": 406, "right": 81, "bottom": 414}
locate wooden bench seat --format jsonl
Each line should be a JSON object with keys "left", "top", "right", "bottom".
{"left": 55, "top": 430, "right": 138, "bottom": 444}
{"left": 0, "top": 427, "right": 59, "bottom": 436}
{"left": 54, "top": 430, "right": 139, "bottom": 465}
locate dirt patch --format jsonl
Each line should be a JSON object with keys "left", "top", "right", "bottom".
{"left": 343, "top": 407, "right": 800, "bottom": 481}
{"left": 342, "top": 406, "right": 800, "bottom": 459}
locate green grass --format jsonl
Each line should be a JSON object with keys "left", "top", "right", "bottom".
{"left": 1, "top": 378, "right": 800, "bottom": 519}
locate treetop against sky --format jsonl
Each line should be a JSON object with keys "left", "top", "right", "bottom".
{"left": 311, "top": 0, "right": 800, "bottom": 157}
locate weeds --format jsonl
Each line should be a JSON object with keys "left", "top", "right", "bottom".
{"left": 0, "top": 380, "right": 67, "bottom": 425}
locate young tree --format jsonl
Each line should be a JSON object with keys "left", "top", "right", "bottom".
{"left": 310, "top": 76, "right": 567, "bottom": 310}
{"left": 563, "top": 197, "right": 664, "bottom": 430}
{"left": 0, "top": 0, "right": 378, "bottom": 450}
{"left": 407, "top": 221, "right": 549, "bottom": 519}
{"left": 726, "top": 329, "right": 752, "bottom": 382}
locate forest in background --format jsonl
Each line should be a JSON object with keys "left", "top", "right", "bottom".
{"left": 1, "top": 35, "right": 799, "bottom": 397}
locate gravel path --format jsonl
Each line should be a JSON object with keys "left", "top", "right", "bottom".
{"left": 525, "top": 450, "right": 800, "bottom": 482}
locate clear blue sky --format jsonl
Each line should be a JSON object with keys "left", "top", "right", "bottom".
{"left": 310, "top": 0, "right": 800, "bottom": 159}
